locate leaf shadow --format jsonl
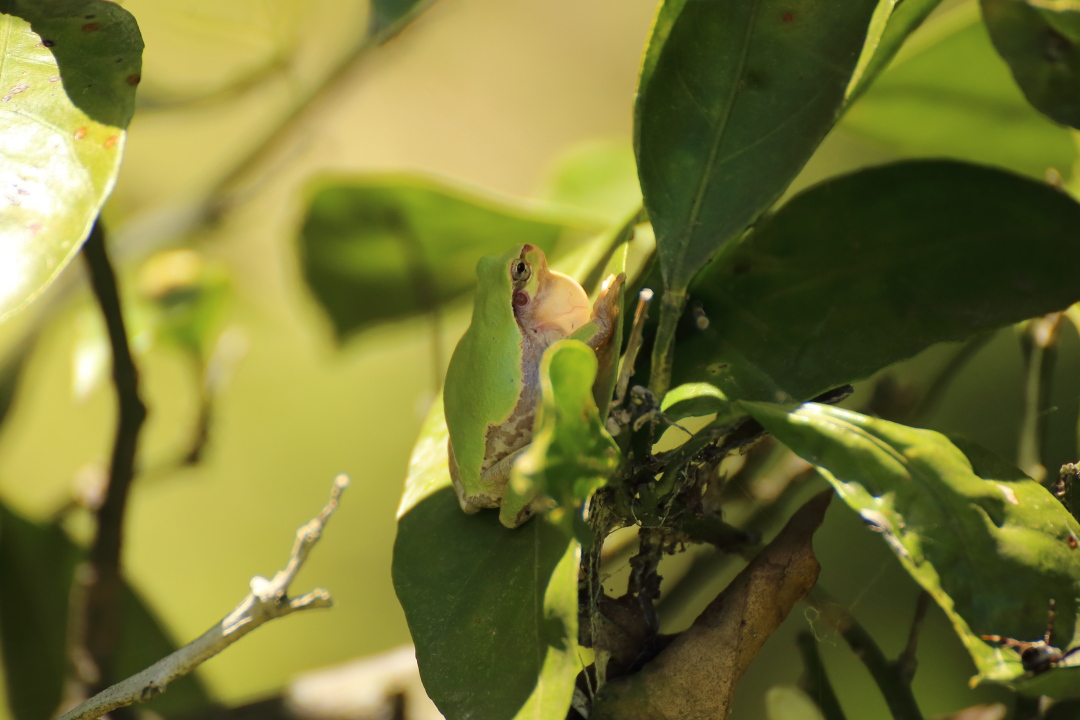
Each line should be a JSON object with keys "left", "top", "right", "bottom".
{"left": 5, "top": 0, "right": 142, "bottom": 128}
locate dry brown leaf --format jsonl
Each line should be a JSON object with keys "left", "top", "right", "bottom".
{"left": 592, "top": 490, "right": 831, "bottom": 720}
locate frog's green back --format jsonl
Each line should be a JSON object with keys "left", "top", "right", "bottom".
{"left": 444, "top": 248, "right": 524, "bottom": 483}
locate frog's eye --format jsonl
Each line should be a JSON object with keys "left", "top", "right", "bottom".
{"left": 510, "top": 259, "right": 531, "bottom": 283}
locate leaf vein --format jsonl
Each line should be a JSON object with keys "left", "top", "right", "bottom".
{"left": 677, "top": 0, "right": 763, "bottom": 277}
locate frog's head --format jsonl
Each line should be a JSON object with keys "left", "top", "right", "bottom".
{"left": 510, "top": 244, "right": 590, "bottom": 338}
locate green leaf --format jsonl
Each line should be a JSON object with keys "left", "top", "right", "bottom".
{"left": 637, "top": 0, "right": 686, "bottom": 96}
{"left": 396, "top": 394, "right": 452, "bottom": 517}
{"left": 0, "top": 504, "right": 78, "bottom": 720}
{"left": 508, "top": 340, "right": 622, "bottom": 533}
{"left": 846, "top": 0, "right": 945, "bottom": 102}
{"left": 842, "top": 16, "right": 1076, "bottom": 178}
{"left": 660, "top": 382, "right": 730, "bottom": 422}
{"left": 367, "top": 0, "right": 432, "bottom": 42}
{"left": 634, "top": 0, "right": 879, "bottom": 293}
{"left": 0, "top": 0, "right": 142, "bottom": 322}
{"left": 675, "top": 160, "right": 1080, "bottom": 402}
{"left": 393, "top": 401, "right": 580, "bottom": 719}
{"left": 981, "top": 0, "right": 1080, "bottom": 129}
{"left": 744, "top": 402, "right": 1080, "bottom": 696}
{"left": 298, "top": 176, "right": 597, "bottom": 342}
{"left": 0, "top": 503, "right": 211, "bottom": 720}
{"left": 135, "top": 249, "right": 230, "bottom": 358}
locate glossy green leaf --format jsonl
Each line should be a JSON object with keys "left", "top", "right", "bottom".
{"left": 637, "top": 0, "right": 686, "bottom": 96}
{"left": 393, "top": 400, "right": 580, "bottom": 719}
{"left": 298, "top": 176, "right": 596, "bottom": 342}
{"left": 846, "top": 0, "right": 944, "bottom": 102}
{"left": 0, "top": 0, "right": 142, "bottom": 323}
{"left": 508, "top": 340, "right": 622, "bottom": 532}
{"left": 367, "top": 0, "right": 432, "bottom": 41}
{"left": 0, "top": 503, "right": 211, "bottom": 720}
{"left": 746, "top": 402, "right": 1080, "bottom": 695}
{"left": 842, "top": 17, "right": 1076, "bottom": 178}
{"left": 634, "top": 0, "right": 878, "bottom": 293}
{"left": 542, "top": 140, "right": 642, "bottom": 225}
{"left": 981, "top": 0, "right": 1080, "bottom": 129}
{"left": 675, "top": 160, "right": 1080, "bottom": 402}
{"left": 660, "top": 382, "right": 729, "bottom": 422}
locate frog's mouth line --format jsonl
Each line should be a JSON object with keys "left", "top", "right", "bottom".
{"left": 534, "top": 304, "right": 589, "bottom": 332}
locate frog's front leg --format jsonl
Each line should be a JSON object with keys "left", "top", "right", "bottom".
{"left": 585, "top": 273, "right": 627, "bottom": 351}
{"left": 487, "top": 446, "right": 550, "bottom": 527}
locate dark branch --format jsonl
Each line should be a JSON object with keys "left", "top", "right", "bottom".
{"left": 80, "top": 220, "right": 148, "bottom": 689}
{"left": 896, "top": 591, "right": 931, "bottom": 684}
{"left": 806, "top": 588, "right": 923, "bottom": 720}
{"left": 796, "top": 631, "right": 847, "bottom": 720}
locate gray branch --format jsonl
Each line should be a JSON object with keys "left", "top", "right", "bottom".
{"left": 55, "top": 475, "right": 349, "bottom": 720}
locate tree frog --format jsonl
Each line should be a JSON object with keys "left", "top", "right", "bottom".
{"left": 444, "top": 244, "right": 624, "bottom": 527}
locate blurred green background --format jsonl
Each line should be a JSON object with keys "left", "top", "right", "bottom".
{"left": 0, "top": 0, "right": 1077, "bottom": 717}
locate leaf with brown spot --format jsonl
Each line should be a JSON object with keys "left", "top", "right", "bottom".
{"left": 0, "top": 0, "right": 142, "bottom": 322}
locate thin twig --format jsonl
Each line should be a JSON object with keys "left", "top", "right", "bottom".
{"left": 647, "top": 289, "right": 686, "bottom": 399}
{"left": 908, "top": 332, "right": 993, "bottom": 423}
{"left": 79, "top": 221, "right": 148, "bottom": 688}
{"left": 805, "top": 587, "right": 924, "bottom": 720}
{"left": 108, "top": 2, "right": 437, "bottom": 264}
{"left": 796, "top": 631, "right": 847, "bottom": 720}
{"left": 56, "top": 475, "right": 349, "bottom": 720}
{"left": 202, "top": 2, "right": 437, "bottom": 224}
{"left": 896, "top": 591, "right": 931, "bottom": 684}
{"left": 655, "top": 466, "right": 820, "bottom": 620}
{"left": 1018, "top": 313, "right": 1062, "bottom": 484}
{"left": 614, "top": 289, "right": 654, "bottom": 407}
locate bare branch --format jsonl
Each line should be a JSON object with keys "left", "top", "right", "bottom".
{"left": 896, "top": 590, "right": 931, "bottom": 684}
{"left": 796, "top": 631, "right": 847, "bottom": 720}
{"left": 804, "top": 587, "right": 924, "bottom": 720}
{"left": 56, "top": 475, "right": 349, "bottom": 720}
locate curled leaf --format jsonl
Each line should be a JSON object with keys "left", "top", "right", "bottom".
{"left": 745, "top": 402, "right": 1080, "bottom": 697}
